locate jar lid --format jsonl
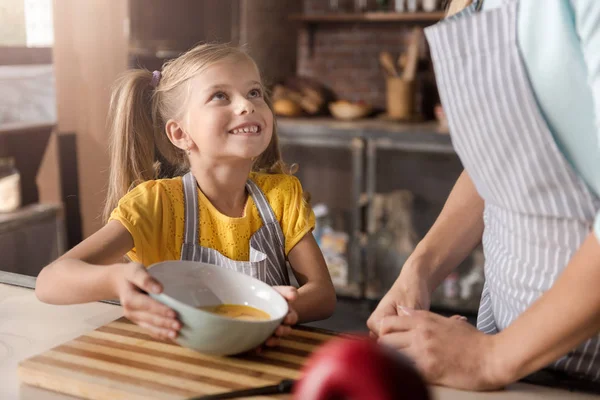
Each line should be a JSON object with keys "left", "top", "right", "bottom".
{"left": 0, "top": 157, "right": 15, "bottom": 168}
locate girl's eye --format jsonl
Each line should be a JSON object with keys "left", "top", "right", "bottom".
{"left": 248, "top": 88, "right": 262, "bottom": 98}
{"left": 211, "top": 92, "right": 228, "bottom": 101}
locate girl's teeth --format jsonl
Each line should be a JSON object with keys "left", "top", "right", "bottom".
{"left": 231, "top": 126, "right": 259, "bottom": 134}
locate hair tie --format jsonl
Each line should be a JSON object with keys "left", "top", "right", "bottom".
{"left": 150, "top": 70, "right": 161, "bottom": 88}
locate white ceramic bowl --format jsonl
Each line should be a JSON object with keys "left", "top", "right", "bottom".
{"left": 147, "top": 261, "right": 288, "bottom": 355}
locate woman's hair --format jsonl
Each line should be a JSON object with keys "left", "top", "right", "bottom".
{"left": 103, "top": 43, "right": 292, "bottom": 222}
{"left": 443, "top": 0, "right": 472, "bottom": 17}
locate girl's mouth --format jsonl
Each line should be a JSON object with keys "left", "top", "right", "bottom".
{"left": 229, "top": 125, "right": 262, "bottom": 136}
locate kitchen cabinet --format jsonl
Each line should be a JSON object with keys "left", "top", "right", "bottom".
{"left": 278, "top": 117, "right": 483, "bottom": 314}
{"left": 0, "top": 204, "right": 66, "bottom": 277}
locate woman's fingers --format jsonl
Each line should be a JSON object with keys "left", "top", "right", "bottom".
{"left": 378, "top": 331, "right": 413, "bottom": 350}
{"left": 379, "top": 315, "right": 416, "bottom": 336}
{"left": 367, "top": 301, "right": 401, "bottom": 335}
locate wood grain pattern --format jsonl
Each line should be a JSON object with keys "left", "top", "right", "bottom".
{"left": 18, "top": 317, "right": 340, "bottom": 400}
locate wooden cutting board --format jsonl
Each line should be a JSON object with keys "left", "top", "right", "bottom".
{"left": 18, "top": 317, "right": 340, "bottom": 400}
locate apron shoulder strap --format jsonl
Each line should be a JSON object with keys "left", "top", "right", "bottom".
{"left": 182, "top": 173, "right": 286, "bottom": 254}
{"left": 246, "top": 179, "right": 286, "bottom": 249}
{"left": 182, "top": 171, "right": 199, "bottom": 247}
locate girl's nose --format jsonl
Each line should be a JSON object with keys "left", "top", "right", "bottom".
{"left": 237, "top": 99, "right": 255, "bottom": 115}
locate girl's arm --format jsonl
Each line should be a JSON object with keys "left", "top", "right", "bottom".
{"left": 36, "top": 220, "right": 133, "bottom": 304}
{"left": 35, "top": 220, "right": 180, "bottom": 341}
{"left": 287, "top": 233, "right": 336, "bottom": 323}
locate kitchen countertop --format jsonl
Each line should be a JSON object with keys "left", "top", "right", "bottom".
{"left": 1, "top": 282, "right": 598, "bottom": 400}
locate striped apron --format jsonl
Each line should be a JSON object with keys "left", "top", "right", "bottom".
{"left": 425, "top": 0, "right": 600, "bottom": 382}
{"left": 179, "top": 171, "right": 290, "bottom": 286}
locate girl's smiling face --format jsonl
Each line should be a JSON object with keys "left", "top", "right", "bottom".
{"left": 177, "top": 55, "right": 273, "bottom": 164}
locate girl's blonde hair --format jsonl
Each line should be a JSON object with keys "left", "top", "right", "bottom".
{"left": 103, "top": 43, "right": 292, "bottom": 222}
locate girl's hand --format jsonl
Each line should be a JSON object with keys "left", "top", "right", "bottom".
{"left": 111, "top": 263, "right": 181, "bottom": 341}
{"left": 263, "top": 286, "right": 299, "bottom": 348}
{"left": 378, "top": 309, "right": 501, "bottom": 391}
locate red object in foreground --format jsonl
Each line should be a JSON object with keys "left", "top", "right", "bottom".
{"left": 293, "top": 337, "right": 431, "bottom": 400}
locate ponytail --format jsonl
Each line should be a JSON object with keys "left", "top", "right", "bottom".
{"left": 102, "top": 70, "right": 160, "bottom": 223}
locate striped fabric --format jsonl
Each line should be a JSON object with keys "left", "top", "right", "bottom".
{"left": 425, "top": 0, "right": 600, "bottom": 381}
{"left": 180, "top": 172, "right": 290, "bottom": 286}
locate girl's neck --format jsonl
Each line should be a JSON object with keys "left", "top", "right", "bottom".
{"left": 189, "top": 159, "right": 253, "bottom": 218}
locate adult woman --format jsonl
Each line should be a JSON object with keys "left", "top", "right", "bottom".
{"left": 367, "top": 0, "right": 600, "bottom": 392}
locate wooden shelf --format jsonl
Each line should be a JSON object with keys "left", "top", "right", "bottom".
{"left": 290, "top": 12, "right": 443, "bottom": 57}
{"left": 289, "top": 11, "right": 445, "bottom": 23}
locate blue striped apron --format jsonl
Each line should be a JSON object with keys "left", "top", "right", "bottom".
{"left": 425, "top": 0, "right": 600, "bottom": 382}
{"left": 180, "top": 171, "right": 290, "bottom": 286}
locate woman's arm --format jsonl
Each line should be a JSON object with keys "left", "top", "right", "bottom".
{"left": 376, "top": 232, "right": 600, "bottom": 391}
{"left": 495, "top": 0, "right": 600, "bottom": 379}
{"left": 287, "top": 233, "right": 336, "bottom": 323}
{"left": 409, "top": 169, "right": 485, "bottom": 293}
{"left": 492, "top": 232, "right": 600, "bottom": 384}
{"left": 368, "top": 170, "right": 485, "bottom": 334}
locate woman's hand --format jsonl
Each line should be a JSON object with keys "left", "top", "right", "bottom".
{"left": 378, "top": 309, "right": 503, "bottom": 391}
{"left": 367, "top": 264, "right": 431, "bottom": 338}
{"left": 263, "top": 286, "right": 299, "bottom": 348}
{"left": 111, "top": 263, "right": 181, "bottom": 341}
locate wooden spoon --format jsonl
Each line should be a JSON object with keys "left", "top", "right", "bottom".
{"left": 379, "top": 51, "right": 398, "bottom": 77}
{"left": 402, "top": 27, "right": 423, "bottom": 81}
{"left": 397, "top": 52, "right": 408, "bottom": 76}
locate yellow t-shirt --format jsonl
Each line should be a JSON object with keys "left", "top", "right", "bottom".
{"left": 109, "top": 172, "right": 315, "bottom": 267}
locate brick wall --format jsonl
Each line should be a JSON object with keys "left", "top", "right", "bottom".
{"left": 298, "top": 0, "right": 440, "bottom": 114}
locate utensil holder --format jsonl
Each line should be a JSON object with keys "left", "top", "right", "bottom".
{"left": 386, "top": 77, "right": 416, "bottom": 120}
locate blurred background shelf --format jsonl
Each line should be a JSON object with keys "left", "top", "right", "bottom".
{"left": 289, "top": 12, "right": 445, "bottom": 23}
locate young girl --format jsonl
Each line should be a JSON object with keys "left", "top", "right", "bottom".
{"left": 35, "top": 43, "right": 336, "bottom": 344}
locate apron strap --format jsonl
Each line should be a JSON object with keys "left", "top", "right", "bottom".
{"left": 182, "top": 171, "right": 199, "bottom": 259}
{"left": 182, "top": 172, "right": 286, "bottom": 255}
{"left": 246, "top": 179, "right": 286, "bottom": 250}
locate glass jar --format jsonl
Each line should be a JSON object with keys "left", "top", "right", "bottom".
{"left": 422, "top": 0, "right": 438, "bottom": 11}
{"left": 406, "top": 0, "right": 419, "bottom": 12}
{"left": 0, "top": 157, "right": 21, "bottom": 212}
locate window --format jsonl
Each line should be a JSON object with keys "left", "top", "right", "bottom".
{"left": 0, "top": 0, "right": 53, "bottom": 47}
{"left": 24, "top": 0, "right": 53, "bottom": 47}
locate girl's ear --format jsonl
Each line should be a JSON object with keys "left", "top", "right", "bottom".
{"left": 165, "top": 119, "right": 192, "bottom": 151}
